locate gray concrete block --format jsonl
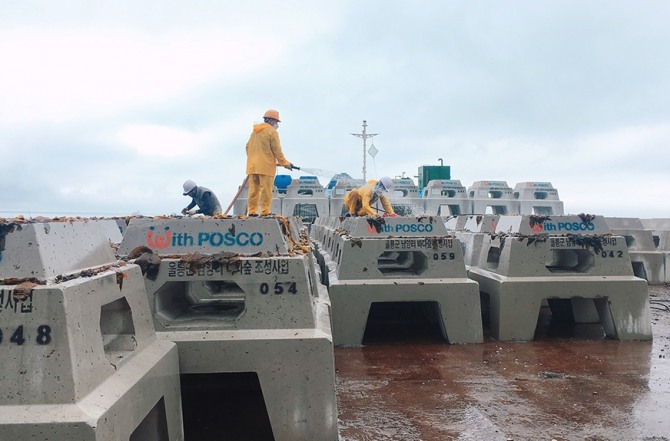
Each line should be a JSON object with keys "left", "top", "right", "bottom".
{"left": 0, "top": 220, "right": 117, "bottom": 280}
{"left": 318, "top": 216, "right": 483, "bottom": 346}
{"left": 121, "top": 216, "right": 338, "bottom": 441}
{"left": 468, "top": 215, "right": 652, "bottom": 342}
{"left": 0, "top": 263, "right": 183, "bottom": 440}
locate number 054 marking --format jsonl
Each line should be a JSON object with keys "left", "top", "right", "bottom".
{"left": 259, "top": 282, "right": 298, "bottom": 295}
{"left": 0, "top": 325, "right": 52, "bottom": 346}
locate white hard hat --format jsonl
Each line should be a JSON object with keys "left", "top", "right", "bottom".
{"left": 379, "top": 176, "right": 393, "bottom": 192}
{"left": 183, "top": 180, "right": 197, "bottom": 195}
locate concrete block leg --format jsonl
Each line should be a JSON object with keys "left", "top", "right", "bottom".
{"left": 594, "top": 298, "right": 616, "bottom": 339}
{"left": 438, "top": 286, "right": 484, "bottom": 344}
{"left": 174, "top": 332, "right": 337, "bottom": 441}
{"left": 489, "top": 287, "right": 543, "bottom": 342}
{"left": 571, "top": 298, "right": 600, "bottom": 323}
{"left": 594, "top": 293, "right": 652, "bottom": 341}
{"left": 81, "top": 342, "right": 183, "bottom": 441}
{"left": 331, "top": 290, "right": 371, "bottom": 346}
{"left": 257, "top": 344, "right": 338, "bottom": 441}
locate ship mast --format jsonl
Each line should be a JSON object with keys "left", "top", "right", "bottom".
{"left": 351, "top": 120, "right": 378, "bottom": 181}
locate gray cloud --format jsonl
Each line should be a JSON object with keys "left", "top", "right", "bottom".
{"left": 2, "top": 1, "right": 669, "bottom": 219}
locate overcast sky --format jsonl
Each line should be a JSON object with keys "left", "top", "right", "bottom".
{"left": 1, "top": 1, "right": 669, "bottom": 219}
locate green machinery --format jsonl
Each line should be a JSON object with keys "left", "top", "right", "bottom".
{"left": 417, "top": 161, "right": 451, "bottom": 191}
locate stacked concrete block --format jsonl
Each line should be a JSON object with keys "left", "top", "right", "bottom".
{"left": 386, "top": 177, "right": 422, "bottom": 216}
{"left": 468, "top": 215, "right": 652, "bottom": 342}
{"left": 312, "top": 215, "right": 483, "bottom": 346}
{"left": 310, "top": 216, "right": 345, "bottom": 260}
{"left": 422, "top": 179, "right": 471, "bottom": 216}
{"left": 91, "top": 218, "right": 124, "bottom": 244}
{"left": 1, "top": 221, "right": 121, "bottom": 279}
{"left": 640, "top": 218, "right": 670, "bottom": 256}
{"left": 118, "top": 216, "right": 338, "bottom": 441}
{"left": 442, "top": 215, "right": 466, "bottom": 231}
{"left": 281, "top": 176, "right": 329, "bottom": 224}
{"left": 309, "top": 216, "right": 347, "bottom": 287}
{"left": 468, "top": 181, "right": 517, "bottom": 215}
{"left": 115, "top": 217, "right": 130, "bottom": 236}
{"left": 606, "top": 217, "right": 666, "bottom": 284}
{"left": 641, "top": 218, "right": 670, "bottom": 238}
{"left": 512, "top": 182, "right": 564, "bottom": 215}
{"left": 641, "top": 218, "right": 670, "bottom": 283}
{"left": 0, "top": 220, "right": 183, "bottom": 440}
{"left": 446, "top": 214, "right": 500, "bottom": 268}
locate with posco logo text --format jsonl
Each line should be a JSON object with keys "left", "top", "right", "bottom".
{"left": 147, "top": 226, "right": 264, "bottom": 249}
{"left": 530, "top": 221, "right": 595, "bottom": 233}
{"left": 367, "top": 223, "right": 434, "bottom": 234}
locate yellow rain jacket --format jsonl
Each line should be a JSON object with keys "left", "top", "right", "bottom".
{"left": 344, "top": 181, "right": 395, "bottom": 216}
{"left": 246, "top": 123, "right": 291, "bottom": 177}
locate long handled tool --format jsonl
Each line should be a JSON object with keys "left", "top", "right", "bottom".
{"left": 223, "top": 175, "right": 249, "bottom": 215}
{"left": 224, "top": 165, "right": 303, "bottom": 216}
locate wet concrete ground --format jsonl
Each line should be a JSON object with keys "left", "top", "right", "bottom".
{"left": 335, "top": 286, "right": 670, "bottom": 441}
{"left": 181, "top": 287, "right": 670, "bottom": 440}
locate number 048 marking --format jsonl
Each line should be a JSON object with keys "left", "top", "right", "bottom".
{"left": 0, "top": 325, "right": 52, "bottom": 346}
{"left": 259, "top": 282, "right": 298, "bottom": 295}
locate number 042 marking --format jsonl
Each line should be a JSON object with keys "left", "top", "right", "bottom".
{"left": 259, "top": 282, "right": 298, "bottom": 295}
{"left": 0, "top": 325, "right": 52, "bottom": 346}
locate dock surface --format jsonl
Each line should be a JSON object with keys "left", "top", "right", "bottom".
{"left": 335, "top": 285, "right": 670, "bottom": 441}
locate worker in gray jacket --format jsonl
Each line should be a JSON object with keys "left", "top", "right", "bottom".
{"left": 181, "top": 180, "right": 222, "bottom": 216}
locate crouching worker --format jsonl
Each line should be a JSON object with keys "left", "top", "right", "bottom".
{"left": 343, "top": 176, "right": 398, "bottom": 217}
{"left": 181, "top": 180, "right": 222, "bottom": 216}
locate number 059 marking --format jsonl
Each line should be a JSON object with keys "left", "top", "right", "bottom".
{"left": 433, "top": 252, "right": 455, "bottom": 260}
{"left": 259, "top": 282, "right": 298, "bottom": 295}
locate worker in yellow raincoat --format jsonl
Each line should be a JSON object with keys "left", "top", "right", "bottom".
{"left": 245, "top": 109, "right": 295, "bottom": 216}
{"left": 343, "top": 176, "right": 398, "bottom": 217}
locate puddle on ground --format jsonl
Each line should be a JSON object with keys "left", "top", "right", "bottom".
{"left": 336, "top": 286, "right": 670, "bottom": 441}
